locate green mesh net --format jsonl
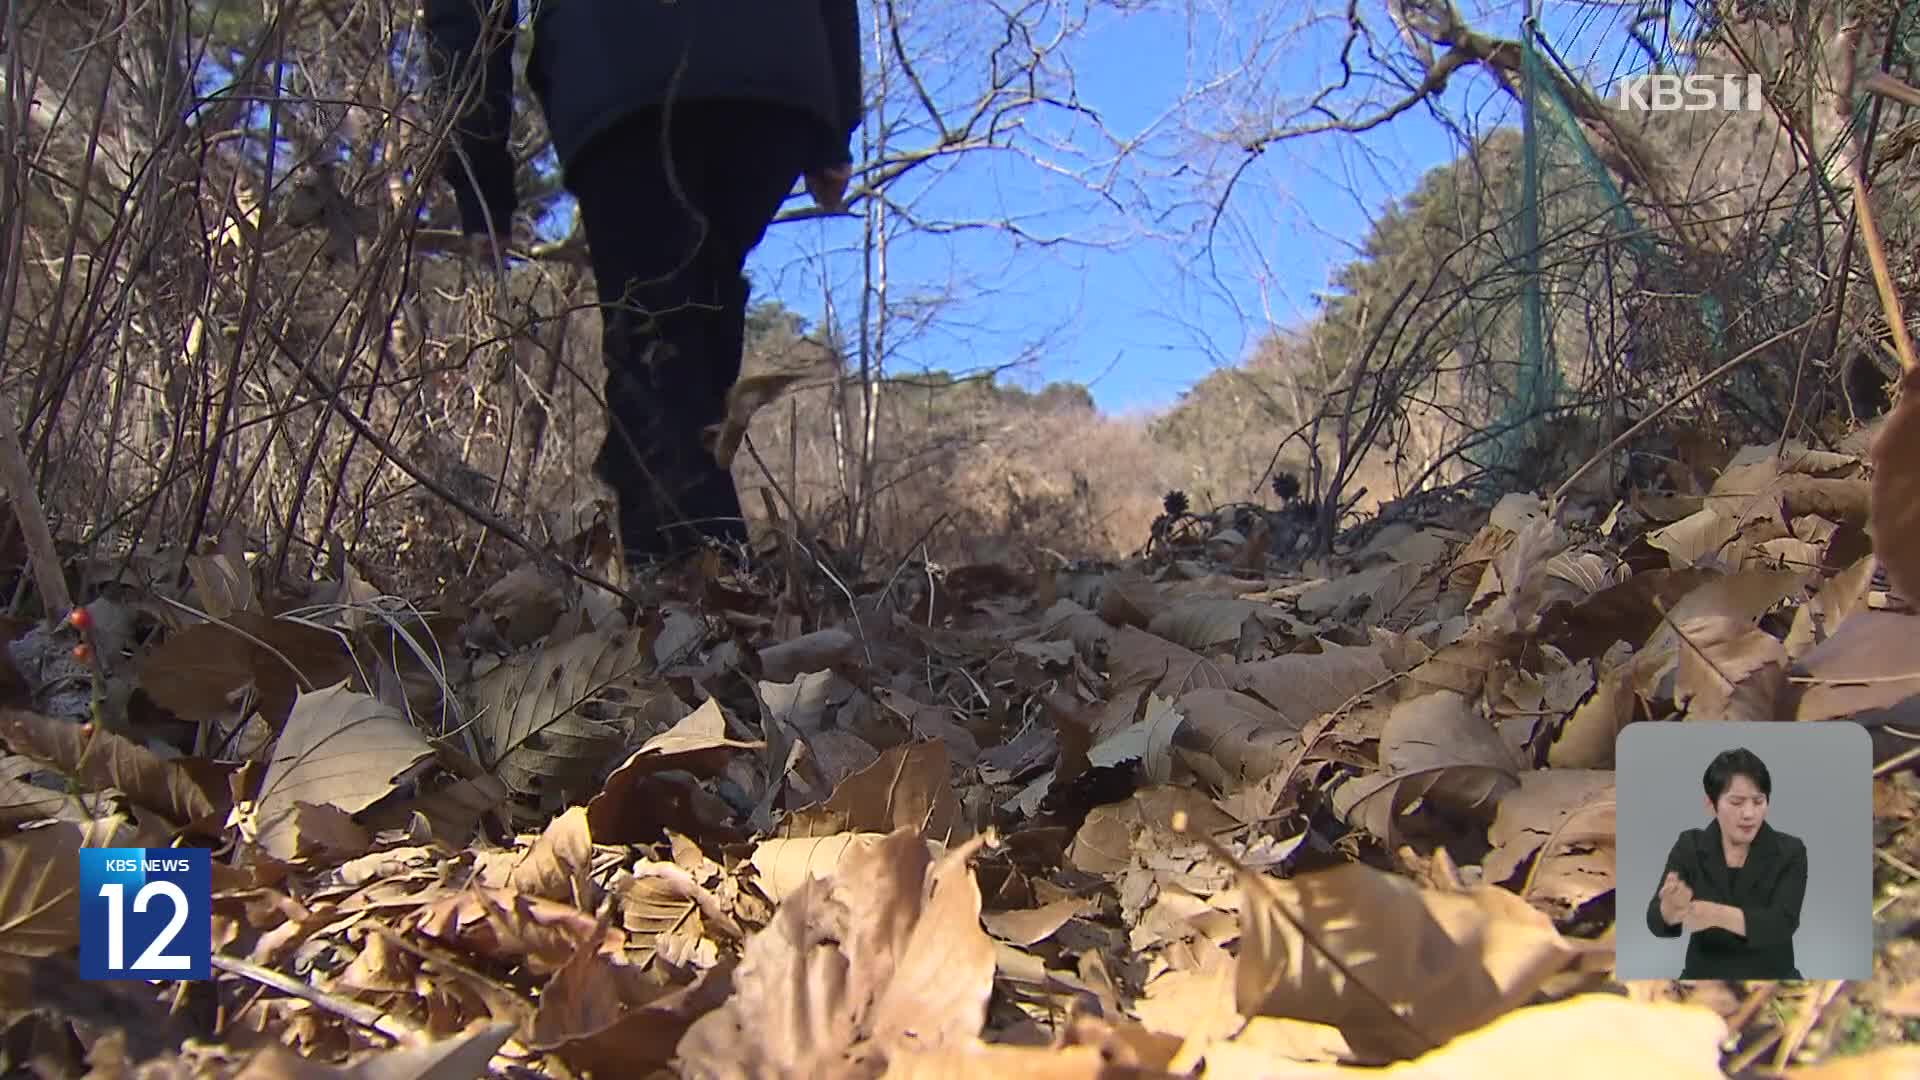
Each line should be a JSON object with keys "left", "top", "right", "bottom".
{"left": 1470, "top": 0, "right": 1920, "bottom": 489}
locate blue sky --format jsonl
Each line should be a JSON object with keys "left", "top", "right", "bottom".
{"left": 742, "top": 0, "right": 1694, "bottom": 414}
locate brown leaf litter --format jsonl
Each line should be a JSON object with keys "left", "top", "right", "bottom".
{"left": 1, "top": 439, "right": 1919, "bottom": 1077}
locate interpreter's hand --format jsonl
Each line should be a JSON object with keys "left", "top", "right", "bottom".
{"left": 1681, "top": 903, "right": 1720, "bottom": 934}
{"left": 1658, "top": 871, "right": 1694, "bottom": 926}
{"left": 806, "top": 164, "right": 853, "bottom": 212}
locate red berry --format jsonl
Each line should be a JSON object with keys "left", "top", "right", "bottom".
{"left": 72, "top": 642, "right": 92, "bottom": 664}
{"left": 66, "top": 607, "right": 92, "bottom": 633}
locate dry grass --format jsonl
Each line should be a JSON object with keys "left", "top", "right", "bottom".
{"left": 733, "top": 368, "right": 1186, "bottom": 565}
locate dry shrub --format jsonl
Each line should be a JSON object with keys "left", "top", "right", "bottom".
{"left": 735, "top": 363, "right": 1183, "bottom": 564}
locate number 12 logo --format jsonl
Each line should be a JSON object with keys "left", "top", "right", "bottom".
{"left": 79, "top": 848, "right": 211, "bottom": 980}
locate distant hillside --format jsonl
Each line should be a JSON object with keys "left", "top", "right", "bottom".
{"left": 1152, "top": 127, "right": 1532, "bottom": 513}
{"left": 739, "top": 304, "right": 1172, "bottom": 562}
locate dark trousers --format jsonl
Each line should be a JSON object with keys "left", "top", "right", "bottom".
{"left": 564, "top": 100, "right": 813, "bottom": 560}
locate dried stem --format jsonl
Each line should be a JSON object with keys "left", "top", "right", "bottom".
{"left": 0, "top": 393, "right": 71, "bottom": 618}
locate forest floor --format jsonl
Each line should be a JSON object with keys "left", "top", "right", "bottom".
{"left": 6, "top": 404, "right": 1920, "bottom": 1079}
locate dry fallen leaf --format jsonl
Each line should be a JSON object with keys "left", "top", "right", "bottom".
{"left": 246, "top": 683, "right": 435, "bottom": 861}
{"left": 1869, "top": 367, "right": 1920, "bottom": 603}
{"left": 1883, "top": 978, "right": 1920, "bottom": 1018}
{"left": 883, "top": 1044, "right": 1118, "bottom": 1080}
{"left": 781, "top": 740, "right": 969, "bottom": 846}
{"left": 619, "top": 859, "right": 742, "bottom": 966}
{"left": 1338, "top": 690, "right": 1521, "bottom": 847}
{"left": 1791, "top": 610, "right": 1920, "bottom": 722}
{"left": 1646, "top": 507, "right": 1744, "bottom": 569}
{"left": 506, "top": 805, "right": 599, "bottom": 909}
{"left": 1232, "top": 860, "right": 1584, "bottom": 1062}
{"left": 980, "top": 896, "right": 1095, "bottom": 947}
{"left": 1540, "top": 568, "right": 1716, "bottom": 661}
{"left": 711, "top": 370, "right": 823, "bottom": 470}
{"left": 1310, "top": 993, "right": 1728, "bottom": 1079}
{"left": 1171, "top": 688, "right": 1298, "bottom": 783}
{"left": 678, "top": 829, "right": 995, "bottom": 1076}
{"left": 613, "top": 698, "right": 757, "bottom": 780}
{"left": 1067, "top": 785, "right": 1239, "bottom": 876}
{"left": 139, "top": 612, "right": 360, "bottom": 731}
{"left": 1230, "top": 643, "right": 1388, "bottom": 723}
{"left": 1710, "top": 445, "right": 1869, "bottom": 531}
{"left": 1085, "top": 692, "right": 1184, "bottom": 785}
{"left": 757, "top": 627, "right": 860, "bottom": 683}
{"left": 467, "top": 624, "right": 673, "bottom": 809}
{"left": 863, "top": 834, "right": 998, "bottom": 1055}
{"left": 468, "top": 560, "right": 575, "bottom": 649}
{"left": 24, "top": 397, "right": 1920, "bottom": 1079}
{"left": 0, "top": 754, "right": 82, "bottom": 826}
{"left": 187, "top": 549, "right": 259, "bottom": 620}
{"left": 1672, "top": 613, "right": 1788, "bottom": 721}
{"left": 1625, "top": 568, "right": 1810, "bottom": 704}
{"left": 1108, "top": 625, "right": 1231, "bottom": 696}
{"left": 1482, "top": 769, "right": 1615, "bottom": 918}
{"left": 1136, "top": 947, "right": 1242, "bottom": 1051}
{"left": 1785, "top": 553, "right": 1877, "bottom": 659}
{"left": 1299, "top": 562, "right": 1431, "bottom": 624}
{"left": 0, "top": 821, "right": 84, "bottom": 961}
{"left": 749, "top": 831, "right": 898, "bottom": 903}
{"left": 1406, "top": 625, "right": 1515, "bottom": 699}
{"left": 0, "top": 708, "right": 220, "bottom": 830}
{"left": 759, "top": 670, "right": 845, "bottom": 738}
{"left": 1147, "top": 595, "right": 1265, "bottom": 652}
{"left": 413, "top": 885, "right": 620, "bottom": 975}
{"left": 369, "top": 772, "right": 509, "bottom": 848}
{"left": 1377, "top": 690, "right": 1521, "bottom": 811}
{"left": 528, "top": 946, "right": 733, "bottom": 1075}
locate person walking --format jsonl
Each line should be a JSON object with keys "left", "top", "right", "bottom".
{"left": 423, "top": 0, "right": 862, "bottom": 563}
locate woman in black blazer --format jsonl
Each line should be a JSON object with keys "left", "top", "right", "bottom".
{"left": 1646, "top": 747, "right": 1808, "bottom": 980}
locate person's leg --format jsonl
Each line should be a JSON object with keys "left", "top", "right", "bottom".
{"left": 565, "top": 100, "right": 814, "bottom": 563}
{"left": 682, "top": 102, "right": 818, "bottom": 539}
{"left": 566, "top": 106, "right": 730, "bottom": 561}
{"left": 646, "top": 103, "right": 807, "bottom": 553}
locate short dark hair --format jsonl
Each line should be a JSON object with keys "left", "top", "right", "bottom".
{"left": 1704, "top": 747, "right": 1772, "bottom": 805}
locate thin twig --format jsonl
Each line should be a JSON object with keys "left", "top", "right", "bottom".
{"left": 878, "top": 511, "right": 951, "bottom": 607}
{"left": 1724, "top": 982, "right": 1779, "bottom": 1044}
{"left": 1844, "top": 134, "right": 1917, "bottom": 373}
{"left": 274, "top": 356, "right": 630, "bottom": 602}
{"left": 1874, "top": 742, "right": 1920, "bottom": 777}
{"left": 743, "top": 431, "right": 875, "bottom": 669}
{"left": 212, "top": 953, "right": 415, "bottom": 1042}
{"left": 1875, "top": 847, "right": 1920, "bottom": 884}
{"left": 0, "top": 392, "right": 71, "bottom": 618}
{"left": 1726, "top": 1026, "right": 1784, "bottom": 1075}
{"left": 1773, "top": 981, "right": 1847, "bottom": 1072}
{"left": 1862, "top": 71, "right": 1920, "bottom": 109}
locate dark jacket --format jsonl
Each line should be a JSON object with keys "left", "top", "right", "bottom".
{"left": 424, "top": 0, "right": 864, "bottom": 235}
{"left": 1646, "top": 819, "right": 1806, "bottom": 981}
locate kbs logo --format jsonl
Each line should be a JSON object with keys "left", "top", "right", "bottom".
{"left": 79, "top": 847, "right": 211, "bottom": 980}
{"left": 1616, "top": 73, "right": 1764, "bottom": 112}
